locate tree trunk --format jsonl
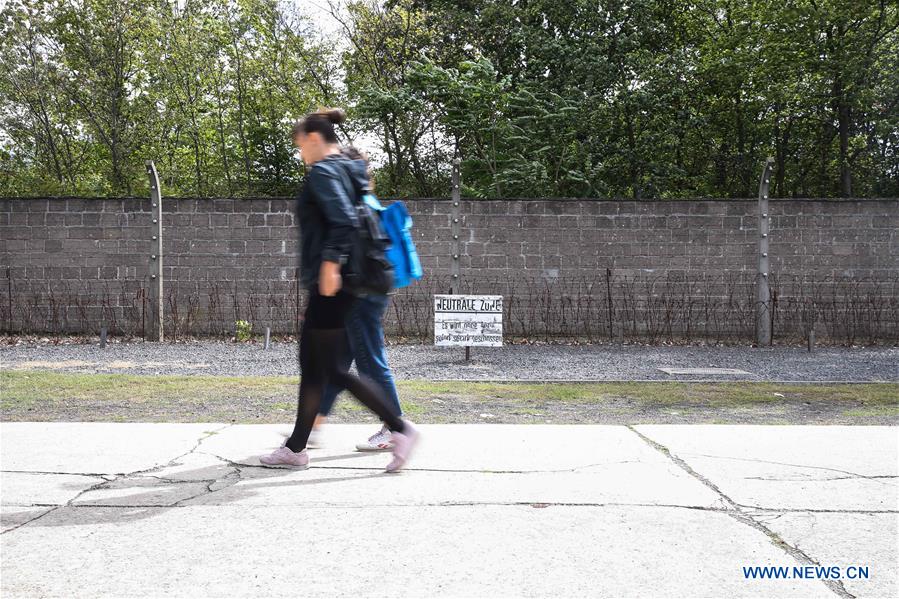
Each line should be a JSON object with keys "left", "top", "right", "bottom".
{"left": 838, "top": 98, "right": 852, "bottom": 196}
{"left": 624, "top": 100, "right": 641, "bottom": 200}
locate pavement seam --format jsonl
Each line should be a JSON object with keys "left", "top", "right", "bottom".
{"left": 195, "top": 452, "right": 645, "bottom": 475}
{"left": 1, "top": 469, "right": 114, "bottom": 477}
{"left": 685, "top": 453, "right": 897, "bottom": 481}
{"left": 9, "top": 497, "right": 894, "bottom": 515}
{"left": 744, "top": 476, "right": 896, "bottom": 483}
{"left": 625, "top": 425, "right": 856, "bottom": 599}
{"left": 8, "top": 501, "right": 734, "bottom": 511}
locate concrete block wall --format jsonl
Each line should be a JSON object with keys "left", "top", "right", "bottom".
{"left": 1, "top": 197, "right": 896, "bottom": 343}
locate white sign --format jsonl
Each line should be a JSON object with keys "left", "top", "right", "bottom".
{"left": 434, "top": 295, "right": 503, "bottom": 347}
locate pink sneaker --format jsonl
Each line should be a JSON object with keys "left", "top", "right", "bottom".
{"left": 386, "top": 421, "right": 419, "bottom": 473}
{"left": 259, "top": 446, "right": 309, "bottom": 469}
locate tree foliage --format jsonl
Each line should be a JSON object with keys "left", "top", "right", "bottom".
{"left": 1, "top": 0, "right": 896, "bottom": 198}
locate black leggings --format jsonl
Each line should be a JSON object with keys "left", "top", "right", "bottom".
{"left": 285, "top": 290, "right": 405, "bottom": 452}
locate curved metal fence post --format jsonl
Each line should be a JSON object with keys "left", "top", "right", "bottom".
{"left": 146, "top": 160, "right": 164, "bottom": 342}
{"left": 756, "top": 157, "right": 774, "bottom": 346}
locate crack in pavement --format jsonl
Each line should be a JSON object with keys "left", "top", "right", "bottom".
{"left": 159, "top": 425, "right": 234, "bottom": 467}
{"left": 626, "top": 425, "right": 856, "bottom": 599}
{"left": 1, "top": 425, "right": 234, "bottom": 534}
{"left": 172, "top": 466, "right": 243, "bottom": 507}
{"left": 0, "top": 507, "right": 55, "bottom": 534}
{"left": 1, "top": 474, "right": 116, "bottom": 535}
{"left": 1, "top": 425, "right": 234, "bottom": 480}
{"left": 684, "top": 453, "right": 896, "bottom": 481}
{"left": 743, "top": 475, "right": 897, "bottom": 484}
{"left": 736, "top": 505, "right": 898, "bottom": 514}
{"left": 11, "top": 495, "right": 893, "bottom": 516}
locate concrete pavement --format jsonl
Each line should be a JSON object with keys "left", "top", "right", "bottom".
{"left": 1, "top": 423, "right": 897, "bottom": 598}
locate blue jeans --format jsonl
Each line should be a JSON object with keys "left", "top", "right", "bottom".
{"left": 318, "top": 294, "right": 402, "bottom": 419}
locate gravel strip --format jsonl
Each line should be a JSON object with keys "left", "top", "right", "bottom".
{"left": 2, "top": 340, "right": 897, "bottom": 382}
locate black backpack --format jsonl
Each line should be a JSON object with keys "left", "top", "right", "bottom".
{"left": 333, "top": 163, "right": 394, "bottom": 295}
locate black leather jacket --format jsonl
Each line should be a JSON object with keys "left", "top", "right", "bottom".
{"left": 295, "top": 155, "right": 369, "bottom": 290}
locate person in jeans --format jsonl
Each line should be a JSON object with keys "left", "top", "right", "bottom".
{"left": 308, "top": 146, "right": 402, "bottom": 452}
{"left": 259, "top": 109, "right": 418, "bottom": 472}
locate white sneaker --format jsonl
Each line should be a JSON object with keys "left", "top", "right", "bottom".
{"left": 355, "top": 426, "right": 394, "bottom": 452}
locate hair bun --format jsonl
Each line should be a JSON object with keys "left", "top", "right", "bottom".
{"left": 321, "top": 108, "right": 346, "bottom": 125}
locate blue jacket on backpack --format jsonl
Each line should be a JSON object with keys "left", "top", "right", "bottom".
{"left": 363, "top": 194, "right": 423, "bottom": 289}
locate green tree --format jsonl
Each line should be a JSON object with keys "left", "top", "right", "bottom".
{"left": 1, "top": 0, "right": 896, "bottom": 198}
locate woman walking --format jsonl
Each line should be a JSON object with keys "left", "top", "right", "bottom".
{"left": 259, "top": 109, "right": 418, "bottom": 472}
{"left": 312, "top": 146, "right": 404, "bottom": 452}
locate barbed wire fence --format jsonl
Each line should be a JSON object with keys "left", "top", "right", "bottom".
{"left": 3, "top": 268, "right": 896, "bottom": 345}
